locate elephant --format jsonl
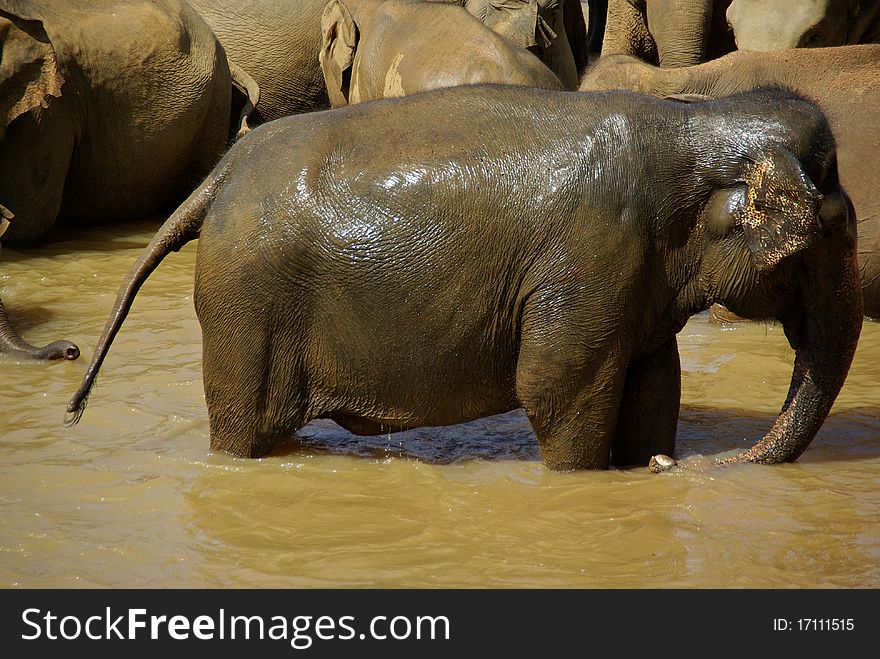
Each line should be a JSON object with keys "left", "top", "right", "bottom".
{"left": 727, "top": 0, "right": 880, "bottom": 51}
{"left": 0, "top": 0, "right": 246, "bottom": 360}
{"left": 424, "top": 0, "right": 588, "bottom": 89}
{"left": 189, "top": 0, "right": 588, "bottom": 119}
{"left": 68, "top": 85, "right": 862, "bottom": 470}
{"left": 320, "top": 0, "right": 564, "bottom": 106}
{"left": 580, "top": 45, "right": 880, "bottom": 319}
{"left": 186, "top": 0, "right": 332, "bottom": 122}
{"left": 601, "top": 0, "right": 735, "bottom": 67}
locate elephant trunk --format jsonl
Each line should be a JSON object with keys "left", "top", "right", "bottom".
{"left": 721, "top": 198, "right": 862, "bottom": 465}
{"left": 0, "top": 296, "right": 79, "bottom": 360}
{"left": 646, "top": 0, "right": 713, "bottom": 68}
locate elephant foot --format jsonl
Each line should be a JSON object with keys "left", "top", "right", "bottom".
{"left": 648, "top": 454, "right": 677, "bottom": 473}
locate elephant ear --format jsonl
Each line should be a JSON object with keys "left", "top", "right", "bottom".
{"left": 0, "top": 202, "right": 12, "bottom": 238}
{"left": 0, "top": 11, "right": 64, "bottom": 140}
{"left": 469, "top": 0, "right": 552, "bottom": 50}
{"left": 320, "top": 0, "right": 359, "bottom": 107}
{"left": 705, "top": 145, "right": 823, "bottom": 272}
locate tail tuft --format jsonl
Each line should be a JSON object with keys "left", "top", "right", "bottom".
{"left": 65, "top": 387, "right": 91, "bottom": 427}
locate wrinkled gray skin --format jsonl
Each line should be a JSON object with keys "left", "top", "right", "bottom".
{"left": 0, "top": 0, "right": 234, "bottom": 360}
{"left": 727, "top": 0, "right": 880, "bottom": 50}
{"left": 187, "top": 0, "right": 331, "bottom": 122}
{"left": 602, "top": 0, "right": 734, "bottom": 67}
{"left": 69, "top": 86, "right": 861, "bottom": 470}
{"left": 581, "top": 45, "right": 880, "bottom": 319}
{"left": 321, "top": 0, "right": 563, "bottom": 106}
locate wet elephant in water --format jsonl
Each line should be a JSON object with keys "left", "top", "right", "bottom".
{"left": 69, "top": 86, "right": 861, "bottom": 470}
{"left": 0, "top": 0, "right": 242, "bottom": 360}
{"left": 580, "top": 45, "right": 880, "bottom": 319}
{"left": 320, "top": 0, "right": 564, "bottom": 106}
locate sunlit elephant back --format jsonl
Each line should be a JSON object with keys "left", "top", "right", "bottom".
{"left": 727, "top": 0, "right": 880, "bottom": 50}
{"left": 320, "top": 0, "right": 565, "bottom": 106}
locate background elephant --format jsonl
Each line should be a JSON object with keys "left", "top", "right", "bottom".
{"left": 601, "top": 0, "right": 734, "bottom": 66}
{"left": 186, "top": 0, "right": 332, "bottom": 122}
{"left": 428, "top": 0, "right": 588, "bottom": 88}
{"left": 0, "top": 0, "right": 237, "bottom": 359}
{"left": 321, "top": 0, "right": 564, "bottom": 105}
{"left": 727, "top": 0, "right": 880, "bottom": 50}
{"left": 70, "top": 86, "right": 861, "bottom": 471}
{"left": 580, "top": 45, "right": 880, "bottom": 318}
{"left": 189, "top": 0, "right": 587, "bottom": 120}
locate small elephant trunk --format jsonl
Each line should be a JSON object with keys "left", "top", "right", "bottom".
{"left": 646, "top": 0, "right": 713, "bottom": 68}
{"left": 0, "top": 297, "right": 79, "bottom": 360}
{"left": 721, "top": 200, "right": 862, "bottom": 465}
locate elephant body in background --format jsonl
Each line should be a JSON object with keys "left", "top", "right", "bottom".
{"left": 190, "top": 0, "right": 588, "bottom": 120}
{"left": 321, "top": 0, "right": 564, "bottom": 106}
{"left": 602, "top": 0, "right": 734, "bottom": 67}
{"left": 0, "top": 0, "right": 235, "bottom": 359}
{"left": 186, "top": 0, "right": 331, "bottom": 122}
{"left": 451, "top": 0, "right": 588, "bottom": 87}
{"left": 70, "top": 86, "right": 861, "bottom": 471}
{"left": 727, "top": 0, "right": 880, "bottom": 50}
{"left": 580, "top": 45, "right": 880, "bottom": 318}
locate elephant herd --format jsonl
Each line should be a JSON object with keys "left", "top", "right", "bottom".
{"left": 2, "top": 0, "right": 878, "bottom": 470}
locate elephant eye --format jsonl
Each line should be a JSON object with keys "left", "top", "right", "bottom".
{"left": 804, "top": 31, "right": 821, "bottom": 46}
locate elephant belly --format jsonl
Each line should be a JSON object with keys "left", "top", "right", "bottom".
{"left": 308, "top": 337, "right": 521, "bottom": 432}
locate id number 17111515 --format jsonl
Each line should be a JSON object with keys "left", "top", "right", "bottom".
{"left": 773, "top": 619, "right": 854, "bottom": 631}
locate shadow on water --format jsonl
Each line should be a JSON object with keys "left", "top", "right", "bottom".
{"left": 0, "top": 217, "right": 165, "bottom": 261}
{"left": 677, "top": 404, "right": 880, "bottom": 464}
{"left": 274, "top": 410, "right": 541, "bottom": 464}
{"left": 1, "top": 303, "right": 65, "bottom": 334}
{"left": 268, "top": 404, "right": 880, "bottom": 466}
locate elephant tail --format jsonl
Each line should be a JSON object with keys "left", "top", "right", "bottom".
{"left": 228, "top": 58, "right": 260, "bottom": 140}
{"left": 65, "top": 167, "right": 227, "bottom": 425}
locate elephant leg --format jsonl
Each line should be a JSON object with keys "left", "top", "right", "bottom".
{"left": 200, "top": 310, "right": 310, "bottom": 458}
{"left": 0, "top": 107, "right": 74, "bottom": 246}
{"left": 515, "top": 311, "right": 628, "bottom": 470}
{"left": 610, "top": 338, "right": 681, "bottom": 467}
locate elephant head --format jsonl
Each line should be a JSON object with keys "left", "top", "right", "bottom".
{"left": 329, "top": 0, "right": 585, "bottom": 89}
{"left": 0, "top": 7, "right": 64, "bottom": 140}
{"left": 457, "top": 0, "right": 583, "bottom": 86}
{"left": 464, "top": 0, "right": 554, "bottom": 49}
{"left": 319, "top": 0, "right": 372, "bottom": 107}
{"left": 602, "top": 0, "right": 735, "bottom": 67}
{"left": 728, "top": 0, "right": 848, "bottom": 50}
{"left": 686, "top": 92, "right": 862, "bottom": 463}
{"left": 727, "top": 0, "right": 880, "bottom": 50}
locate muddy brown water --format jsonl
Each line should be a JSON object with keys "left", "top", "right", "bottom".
{"left": 1, "top": 220, "right": 878, "bottom": 588}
